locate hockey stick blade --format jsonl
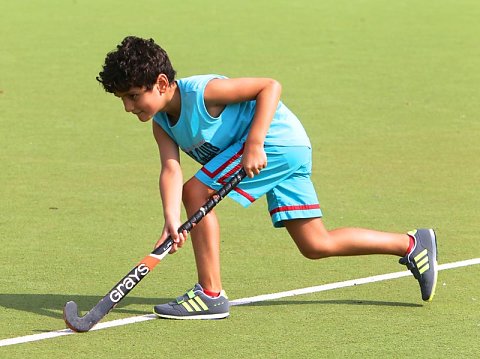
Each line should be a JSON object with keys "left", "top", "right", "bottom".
{"left": 64, "top": 300, "right": 105, "bottom": 333}
{"left": 63, "top": 168, "right": 246, "bottom": 332}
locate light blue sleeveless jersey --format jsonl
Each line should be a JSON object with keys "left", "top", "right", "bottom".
{"left": 153, "top": 74, "right": 311, "bottom": 164}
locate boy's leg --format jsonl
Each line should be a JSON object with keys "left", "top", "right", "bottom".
{"left": 182, "top": 177, "right": 222, "bottom": 293}
{"left": 153, "top": 176, "right": 230, "bottom": 320}
{"left": 284, "top": 218, "right": 410, "bottom": 259}
{"left": 285, "top": 219, "right": 438, "bottom": 301}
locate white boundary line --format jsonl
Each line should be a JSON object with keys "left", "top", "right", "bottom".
{"left": 1, "top": 257, "right": 479, "bottom": 348}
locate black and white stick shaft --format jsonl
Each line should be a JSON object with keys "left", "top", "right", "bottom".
{"left": 63, "top": 168, "right": 246, "bottom": 332}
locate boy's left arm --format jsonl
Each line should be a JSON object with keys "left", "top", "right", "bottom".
{"left": 204, "top": 78, "right": 282, "bottom": 178}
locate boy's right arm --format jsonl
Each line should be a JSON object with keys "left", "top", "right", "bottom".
{"left": 152, "top": 121, "right": 187, "bottom": 252}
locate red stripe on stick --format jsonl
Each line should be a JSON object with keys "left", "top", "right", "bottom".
{"left": 140, "top": 256, "right": 160, "bottom": 271}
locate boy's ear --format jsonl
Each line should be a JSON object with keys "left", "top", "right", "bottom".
{"left": 156, "top": 74, "right": 169, "bottom": 93}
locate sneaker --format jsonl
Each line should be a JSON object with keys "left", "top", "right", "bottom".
{"left": 153, "top": 283, "right": 230, "bottom": 320}
{"left": 399, "top": 229, "right": 438, "bottom": 301}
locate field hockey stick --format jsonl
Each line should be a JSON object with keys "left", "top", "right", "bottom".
{"left": 63, "top": 168, "right": 246, "bottom": 332}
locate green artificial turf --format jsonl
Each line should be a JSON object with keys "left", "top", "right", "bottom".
{"left": 1, "top": 0, "right": 479, "bottom": 357}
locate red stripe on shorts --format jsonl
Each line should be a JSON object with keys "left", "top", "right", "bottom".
{"left": 200, "top": 146, "right": 244, "bottom": 178}
{"left": 200, "top": 146, "right": 255, "bottom": 203}
{"left": 269, "top": 204, "right": 320, "bottom": 216}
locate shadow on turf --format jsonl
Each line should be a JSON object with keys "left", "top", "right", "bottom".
{"left": 0, "top": 294, "right": 169, "bottom": 320}
{"left": 0, "top": 294, "right": 422, "bottom": 323}
{"left": 237, "top": 299, "right": 422, "bottom": 308}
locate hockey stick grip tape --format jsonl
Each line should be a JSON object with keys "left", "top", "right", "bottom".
{"left": 152, "top": 168, "right": 246, "bottom": 256}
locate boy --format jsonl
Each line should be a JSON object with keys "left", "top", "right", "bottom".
{"left": 96, "top": 36, "right": 438, "bottom": 320}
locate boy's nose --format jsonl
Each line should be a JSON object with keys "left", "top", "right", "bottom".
{"left": 122, "top": 99, "right": 134, "bottom": 112}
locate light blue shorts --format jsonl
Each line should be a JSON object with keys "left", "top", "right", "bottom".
{"left": 195, "top": 142, "right": 322, "bottom": 228}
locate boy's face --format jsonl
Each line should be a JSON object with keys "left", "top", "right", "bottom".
{"left": 114, "top": 86, "right": 164, "bottom": 122}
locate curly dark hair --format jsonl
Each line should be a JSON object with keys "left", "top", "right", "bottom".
{"left": 97, "top": 36, "right": 176, "bottom": 93}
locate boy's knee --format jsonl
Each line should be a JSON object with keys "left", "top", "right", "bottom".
{"left": 296, "top": 236, "right": 334, "bottom": 260}
{"left": 286, "top": 218, "right": 333, "bottom": 260}
{"left": 182, "top": 177, "right": 211, "bottom": 209}
{"left": 299, "top": 247, "right": 330, "bottom": 260}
